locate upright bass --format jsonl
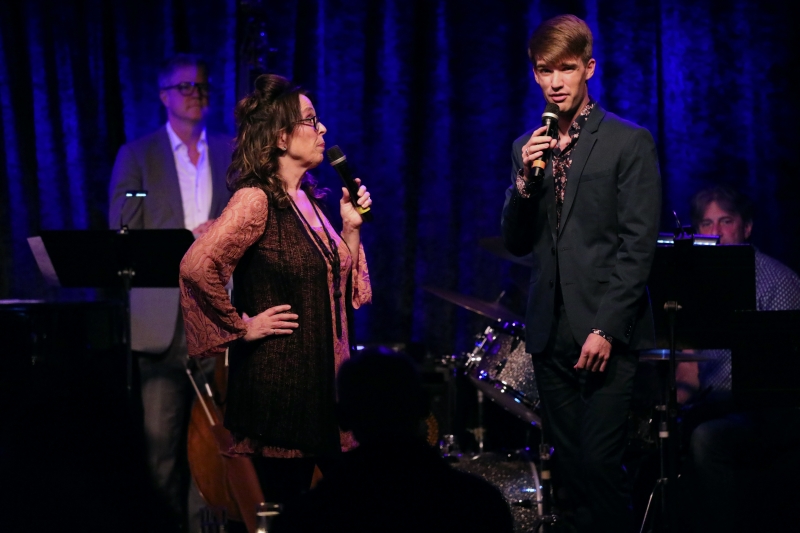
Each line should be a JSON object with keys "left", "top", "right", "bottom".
{"left": 186, "top": 353, "right": 264, "bottom": 532}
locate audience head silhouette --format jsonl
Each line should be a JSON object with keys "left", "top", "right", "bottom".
{"left": 274, "top": 347, "right": 516, "bottom": 533}
{"left": 336, "top": 347, "right": 429, "bottom": 444}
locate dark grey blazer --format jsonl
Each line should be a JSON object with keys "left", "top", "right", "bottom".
{"left": 502, "top": 105, "right": 661, "bottom": 354}
{"left": 108, "top": 126, "right": 232, "bottom": 353}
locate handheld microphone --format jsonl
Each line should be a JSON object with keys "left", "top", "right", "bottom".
{"left": 326, "top": 145, "right": 373, "bottom": 222}
{"left": 530, "top": 103, "right": 560, "bottom": 181}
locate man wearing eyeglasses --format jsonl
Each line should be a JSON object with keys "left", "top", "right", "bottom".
{"left": 108, "top": 54, "right": 231, "bottom": 532}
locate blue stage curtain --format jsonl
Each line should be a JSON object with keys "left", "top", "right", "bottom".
{"left": 0, "top": 0, "right": 237, "bottom": 299}
{"left": 1, "top": 0, "right": 797, "bottom": 356}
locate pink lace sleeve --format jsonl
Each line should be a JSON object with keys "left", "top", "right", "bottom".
{"left": 179, "top": 187, "right": 269, "bottom": 358}
{"left": 351, "top": 243, "right": 372, "bottom": 308}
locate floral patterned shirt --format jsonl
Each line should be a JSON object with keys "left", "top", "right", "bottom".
{"left": 552, "top": 98, "right": 596, "bottom": 227}
{"left": 514, "top": 98, "right": 596, "bottom": 228}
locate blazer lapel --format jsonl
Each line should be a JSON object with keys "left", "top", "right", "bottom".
{"left": 558, "top": 106, "right": 605, "bottom": 238}
{"left": 544, "top": 166, "right": 557, "bottom": 244}
{"left": 155, "top": 127, "right": 185, "bottom": 227}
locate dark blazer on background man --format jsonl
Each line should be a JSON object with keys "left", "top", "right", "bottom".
{"left": 502, "top": 104, "right": 661, "bottom": 354}
{"left": 108, "top": 126, "right": 231, "bottom": 353}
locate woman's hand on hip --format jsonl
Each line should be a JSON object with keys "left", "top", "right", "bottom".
{"left": 340, "top": 178, "right": 372, "bottom": 230}
{"left": 242, "top": 304, "right": 299, "bottom": 341}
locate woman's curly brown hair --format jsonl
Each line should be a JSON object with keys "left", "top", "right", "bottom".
{"left": 227, "top": 73, "right": 326, "bottom": 207}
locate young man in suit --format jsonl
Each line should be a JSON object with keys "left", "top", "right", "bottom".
{"left": 502, "top": 15, "right": 661, "bottom": 533}
{"left": 108, "top": 54, "right": 231, "bottom": 531}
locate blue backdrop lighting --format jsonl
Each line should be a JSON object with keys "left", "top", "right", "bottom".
{"left": 1, "top": 0, "right": 797, "bottom": 357}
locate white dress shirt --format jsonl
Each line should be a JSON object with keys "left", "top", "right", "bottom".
{"left": 166, "top": 122, "right": 213, "bottom": 231}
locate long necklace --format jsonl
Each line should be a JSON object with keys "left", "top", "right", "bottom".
{"left": 289, "top": 195, "right": 343, "bottom": 338}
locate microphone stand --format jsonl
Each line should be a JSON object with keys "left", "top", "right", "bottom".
{"left": 117, "top": 190, "right": 147, "bottom": 403}
{"left": 640, "top": 217, "right": 714, "bottom": 533}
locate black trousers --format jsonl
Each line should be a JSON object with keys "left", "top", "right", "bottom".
{"left": 532, "top": 300, "right": 638, "bottom": 533}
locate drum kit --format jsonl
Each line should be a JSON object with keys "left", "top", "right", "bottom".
{"left": 424, "top": 237, "right": 715, "bottom": 532}
{"left": 423, "top": 285, "right": 540, "bottom": 429}
{"left": 421, "top": 238, "right": 549, "bottom": 532}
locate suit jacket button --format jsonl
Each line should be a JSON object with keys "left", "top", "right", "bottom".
{"left": 551, "top": 247, "right": 556, "bottom": 256}
{"left": 549, "top": 280, "right": 554, "bottom": 288}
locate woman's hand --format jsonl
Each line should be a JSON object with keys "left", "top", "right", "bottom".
{"left": 340, "top": 178, "right": 372, "bottom": 231}
{"left": 242, "top": 304, "right": 299, "bottom": 341}
{"left": 521, "top": 125, "right": 557, "bottom": 178}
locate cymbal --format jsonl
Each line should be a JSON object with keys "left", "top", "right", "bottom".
{"left": 478, "top": 236, "right": 534, "bottom": 267}
{"left": 636, "top": 349, "right": 715, "bottom": 362}
{"left": 422, "top": 285, "right": 524, "bottom": 324}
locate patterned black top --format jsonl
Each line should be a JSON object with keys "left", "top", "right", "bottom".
{"left": 552, "top": 98, "right": 596, "bottom": 227}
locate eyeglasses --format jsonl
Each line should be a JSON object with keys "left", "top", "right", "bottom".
{"left": 160, "top": 81, "right": 211, "bottom": 96}
{"left": 294, "top": 116, "right": 321, "bottom": 131}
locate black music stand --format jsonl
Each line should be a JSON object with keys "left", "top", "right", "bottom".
{"left": 28, "top": 229, "right": 195, "bottom": 402}
{"left": 641, "top": 237, "right": 755, "bottom": 532}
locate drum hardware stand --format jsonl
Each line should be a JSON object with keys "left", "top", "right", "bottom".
{"left": 465, "top": 307, "right": 494, "bottom": 455}
{"left": 531, "top": 440, "right": 561, "bottom": 532}
{"left": 467, "top": 324, "right": 493, "bottom": 367}
{"left": 467, "top": 390, "right": 486, "bottom": 453}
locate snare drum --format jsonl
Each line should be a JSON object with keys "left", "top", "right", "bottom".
{"left": 466, "top": 321, "right": 541, "bottom": 425}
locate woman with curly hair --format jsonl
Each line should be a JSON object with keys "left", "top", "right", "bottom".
{"left": 179, "top": 73, "right": 372, "bottom": 503}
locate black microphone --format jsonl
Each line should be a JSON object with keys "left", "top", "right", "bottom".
{"left": 326, "top": 145, "right": 373, "bottom": 222}
{"left": 530, "top": 103, "right": 560, "bottom": 181}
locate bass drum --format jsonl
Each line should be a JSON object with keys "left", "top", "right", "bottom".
{"left": 466, "top": 321, "right": 541, "bottom": 426}
{"left": 450, "top": 450, "right": 542, "bottom": 533}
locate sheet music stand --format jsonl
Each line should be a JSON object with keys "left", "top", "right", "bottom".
{"left": 640, "top": 236, "right": 755, "bottom": 532}
{"left": 28, "top": 229, "right": 195, "bottom": 402}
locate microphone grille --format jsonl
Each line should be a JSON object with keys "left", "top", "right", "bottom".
{"left": 544, "top": 103, "right": 560, "bottom": 115}
{"left": 327, "top": 145, "right": 344, "bottom": 163}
